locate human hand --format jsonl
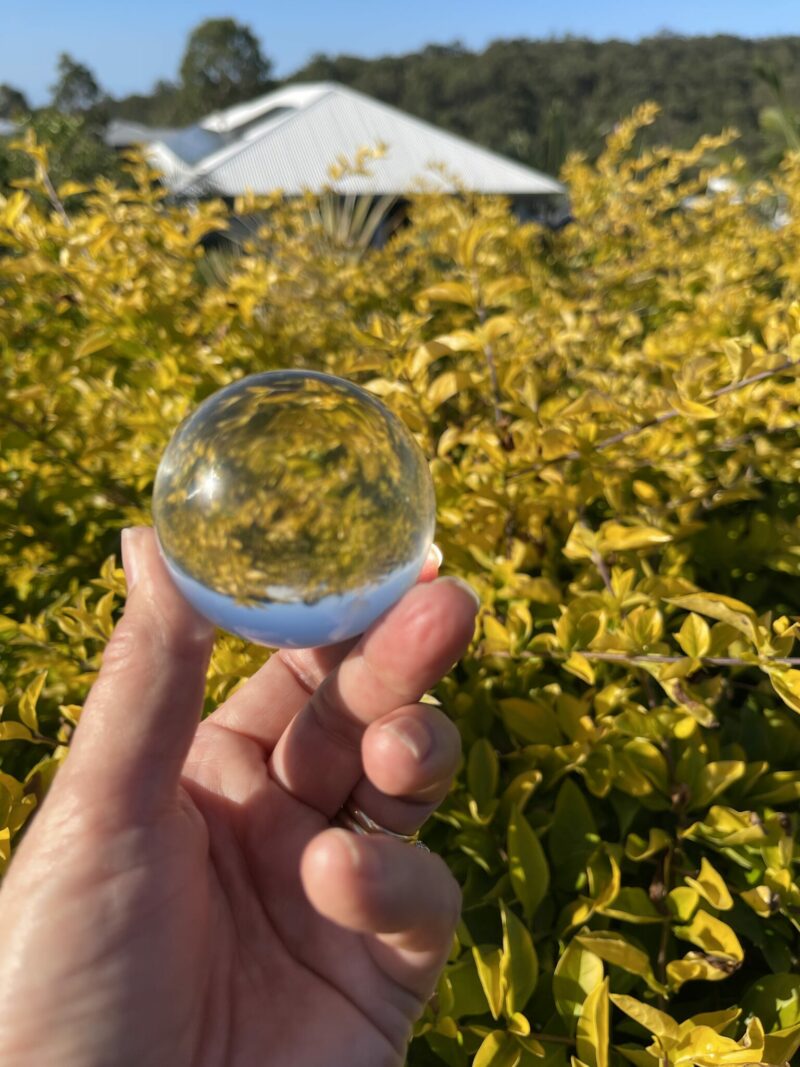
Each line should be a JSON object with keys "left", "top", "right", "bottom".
{"left": 0, "top": 527, "right": 478, "bottom": 1067}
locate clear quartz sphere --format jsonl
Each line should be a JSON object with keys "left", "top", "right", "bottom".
{"left": 152, "top": 370, "right": 436, "bottom": 648}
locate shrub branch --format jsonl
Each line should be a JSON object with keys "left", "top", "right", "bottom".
{"left": 508, "top": 356, "right": 799, "bottom": 479}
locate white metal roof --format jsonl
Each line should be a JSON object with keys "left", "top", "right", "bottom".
{"left": 199, "top": 84, "right": 337, "bottom": 135}
{"left": 171, "top": 83, "right": 563, "bottom": 199}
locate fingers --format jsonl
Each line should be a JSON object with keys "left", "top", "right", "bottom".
{"left": 301, "top": 829, "right": 461, "bottom": 999}
{"left": 63, "top": 527, "right": 214, "bottom": 820}
{"left": 350, "top": 703, "right": 463, "bottom": 835}
{"left": 200, "top": 542, "right": 444, "bottom": 751}
{"left": 268, "top": 576, "right": 479, "bottom": 816}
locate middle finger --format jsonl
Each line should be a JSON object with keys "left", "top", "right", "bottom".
{"left": 268, "top": 576, "right": 478, "bottom": 817}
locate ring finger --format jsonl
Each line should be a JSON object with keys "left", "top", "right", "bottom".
{"left": 343, "top": 701, "right": 463, "bottom": 837}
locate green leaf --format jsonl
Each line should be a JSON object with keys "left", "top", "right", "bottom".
{"left": 598, "top": 887, "right": 663, "bottom": 924}
{"left": 740, "top": 973, "right": 800, "bottom": 1031}
{"left": 468, "top": 738, "right": 500, "bottom": 810}
{"left": 508, "top": 806, "right": 550, "bottom": 921}
{"left": 501, "top": 902, "right": 539, "bottom": 1016}
{"left": 499, "top": 697, "right": 563, "bottom": 746}
{"left": 576, "top": 977, "right": 609, "bottom": 1067}
{"left": 549, "top": 778, "right": 598, "bottom": 890}
{"left": 689, "top": 761, "right": 747, "bottom": 810}
{"left": 553, "top": 938, "right": 604, "bottom": 1035}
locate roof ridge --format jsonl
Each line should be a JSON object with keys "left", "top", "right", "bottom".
{"left": 174, "top": 91, "right": 337, "bottom": 194}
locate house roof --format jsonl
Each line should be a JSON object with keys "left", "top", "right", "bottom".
{"left": 175, "top": 83, "right": 564, "bottom": 199}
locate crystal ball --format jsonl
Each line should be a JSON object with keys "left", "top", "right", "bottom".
{"left": 152, "top": 370, "right": 436, "bottom": 648}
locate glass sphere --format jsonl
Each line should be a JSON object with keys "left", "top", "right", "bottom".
{"left": 153, "top": 370, "right": 436, "bottom": 648}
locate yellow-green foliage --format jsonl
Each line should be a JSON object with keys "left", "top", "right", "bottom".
{"left": 2, "top": 106, "right": 800, "bottom": 1066}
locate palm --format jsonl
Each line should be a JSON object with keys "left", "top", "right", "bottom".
{"left": 175, "top": 725, "right": 425, "bottom": 1066}
{"left": 0, "top": 529, "right": 476, "bottom": 1067}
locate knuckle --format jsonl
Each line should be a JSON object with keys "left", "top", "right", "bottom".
{"left": 100, "top": 615, "right": 147, "bottom": 674}
{"left": 308, "top": 683, "right": 362, "bottom": 752}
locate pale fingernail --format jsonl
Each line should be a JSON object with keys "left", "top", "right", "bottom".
{"left": 380, "top": 716, "right": 434, "bottom": 761}
{"left": 121, "top": 528, "right": 144, "bottom": 592}
{"left": 431, "top": 543, "right": 444, "bottom": 567}
{"left": 441, "top": 575, "right": 481, "bottom": 610}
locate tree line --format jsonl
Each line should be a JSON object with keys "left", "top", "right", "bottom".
{"left": 3, "top": 19, "right": 800, "bottom": 188}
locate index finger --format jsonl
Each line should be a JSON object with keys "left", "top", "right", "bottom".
{"left": 268, "top": 576, "right": 479, "bottom": 816}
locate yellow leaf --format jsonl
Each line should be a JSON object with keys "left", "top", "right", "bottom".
{"left": 676, "top": 613, "right": 711, "bottom": 659}
{"left": 418, "top": 281, "right": 474, "bottom": 306}
{"left": 597, "top": 522, "right": 672, "bottom": 553}
{"left": 483, "top": 276, "right": 529, "bottom": 306}
{"left": 609, "top": 995, "right": 679, "bottom": 1044}
{"left": 575, "top": 933, "right": 666, "bottom": 995}
{"left": 667, "top": 887, "right": 700, "bottom": 923}
{"left": 553, "top": 940, "right": 604, "bottom": 1034}
{"left": 473, "top": 1030, "right": 523, "bottom": 1067}
{"left": 563, "top": 523, "right": 600, "bottom": 561}
{"left": 767, "top": 668, "right": 800, "bottom": 715}
{"left": 427, "top": 370, "right": 473, "bottom": 408}
{"left": 684, "top": 858, "right": 734, "bottom": 911}
{"left": 18, "top": 672, "right": 46, "bottom": 732}
{"left": 763, "top": 1023, "right": 800, "bottom": 1066}
{"left": 564, "top": 652, "right": 596, "bottom": 685}
{"left": 576, "top": 977, "right": 609, "bottom": 1067}
{"left": 666, "top": 594, "right": 757, "bottom": 645}
{"left": 472, "top": 945, "right": 504, "bottom": 1020}
{"left": 673, "top": 910, "right": 743, "bottom": 962}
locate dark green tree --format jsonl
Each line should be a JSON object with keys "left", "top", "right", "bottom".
{"left": 179, "top": 18, "right": 272, "bottom": 114}
{"left": 0, "top": 84, "right": 29, "bottom": 120}
{"left": 50, "top": 53, "right": 102, "bottom": 114}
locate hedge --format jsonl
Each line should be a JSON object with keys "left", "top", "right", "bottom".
{"left": 1, "top": 107, "right": 799, "bottom": 1066}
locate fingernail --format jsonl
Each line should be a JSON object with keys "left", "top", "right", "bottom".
{"left": 441, "top": 576, "right": 481, "bottom": 611}
{"left": 380, "top": 716, "right": 434, "bottom": 761}
{"left": 431, "top": 543, "right": 444, "bottom": 567}
{"left": 121, "top": 528, "right": 143, "bottom": 592}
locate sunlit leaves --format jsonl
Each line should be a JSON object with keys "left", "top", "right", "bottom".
{"left": 3, "top": 113, "right": 800, "bottom": 1067}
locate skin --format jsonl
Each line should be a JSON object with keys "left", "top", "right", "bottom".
{"left": 0, "top": 527, "right": 478, "bottom": 1067}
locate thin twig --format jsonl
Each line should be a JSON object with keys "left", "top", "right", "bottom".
{"left": 36, "top": 161, "right": 71, "bottom": 229}
{"left": 482, "top": 648, "right": 799, "bottom": 668}
{"left": 475, "top": 301, "right": 508, "bottom": 438}
{"left": 591, "top": 549, "right": 613, "bottom": 593}
{"left": 508, "top": 357, "right": 799, "bottom": 479}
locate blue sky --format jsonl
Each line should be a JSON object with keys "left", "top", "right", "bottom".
{"left": 6, "top": 1, "right": 800, "bottom": 103}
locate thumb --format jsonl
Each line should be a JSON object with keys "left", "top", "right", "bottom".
{"left": 64, "top": 527, "right": 214, "bottom": 821}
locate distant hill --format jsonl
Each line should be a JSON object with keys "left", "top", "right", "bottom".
{"left": 105, "top": 34, "right": 800, "bottom": 174}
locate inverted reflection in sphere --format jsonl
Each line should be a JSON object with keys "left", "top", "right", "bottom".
{"left": 152, "top": 370, "right": 436, "bottom": 648}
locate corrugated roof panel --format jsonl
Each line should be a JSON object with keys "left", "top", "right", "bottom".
{"left": 178, "top": 85, "right": 563, "bottom": 198}
{"left": 200, "top": 83, "right": 337, "bottom": 134}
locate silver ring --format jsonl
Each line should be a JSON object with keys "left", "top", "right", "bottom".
{"left": 335, "top": 800, "right": 429, "bottom": 850}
